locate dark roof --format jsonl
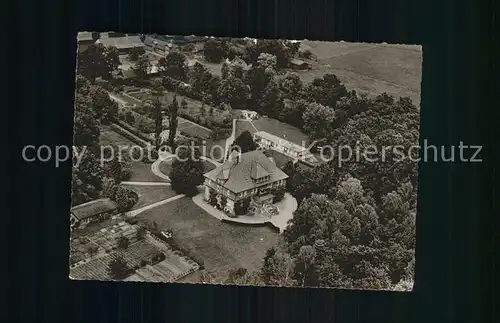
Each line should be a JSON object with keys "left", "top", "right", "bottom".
{"left": 77, "top": 32, "right": 93, "bottom": 42}
{"left": 143, "top": 36, "right": 170, "bottom": 49}
{"left": 95, "top": 36, "right": 145, "bottom": 49}
{"left": 70, "top": 198, "right": 117, "bottom": 221}
{"left": 290, "top": 58, "right": 308, "bottom": 66}
{"left": 204, "top": 150, "right": 288, "bottom": 193}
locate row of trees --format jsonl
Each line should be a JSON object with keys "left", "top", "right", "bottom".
{"left": 72, "top": 74, "right": 139, "bottom": 211}
{"left": 203, "top": 38, "right": 300, "bottom": 69}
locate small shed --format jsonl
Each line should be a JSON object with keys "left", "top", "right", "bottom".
{"left": 289, "top": 59, "right": 311, "bottom": 70}
{"left": 70, "top": 198, "right": 118, "bottom": 230}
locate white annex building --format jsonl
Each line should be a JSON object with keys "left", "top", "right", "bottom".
{"left": 253, "top": 131, "right": 315, "bottom": 161}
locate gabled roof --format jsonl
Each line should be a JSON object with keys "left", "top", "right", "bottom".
{"left": 95, "top": 36, "right": 145, "bottom": 49}
{"left": 290, "top": 58, "right": 308, "bottom": 66}
{"left": 254, "top": 131, "right": 309, "bottom": 154}
{"left": 204, "top": 150, "right": 288, "bottom": 193}
{"left": 77, "top": 32, "right": 93, "bottom": 42}
{"left": 70, "top": 198, "right": 117, "bottom": 221}
{"left": 251, "top": 163, "right": 269, "bottom": 179}
{"left": 143, "top": 36, "right": 170, "bottom": 49}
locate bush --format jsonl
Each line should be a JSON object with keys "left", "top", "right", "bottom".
{"left": 271, "top": 189, "right": 285, "bottom": 203}
{"left": 110, "top": 123, "right": 151, "bottom": 147}
{"left": 126, "top": 218, "right": 139, "bottom": 225}
{"left": 142, "top": 147, "right": 159, "bottom": 163}
{"left": 234, "top": 198, "right": 251, "bottom": 215}
{"left": 208, "top": 190, "right": 218, "bottom": 207}
{"left": 117, "top": 236, "right": 130, "bottom": 249}
{"left": 131, "top": 147, "right": 144, "bottom": 160}
{"left": 140, "top": 260, "right": 148, "bottom": 267}
{"left": 211, "top": 127, "right": 231, "bottom": 140}
{"left": 125, "top": 111, "right": 135, "bottom": 124}
{"left": 114, "top": 186, "right": 139, "bottom": 212}
{"left": 151, "top": 252, "right": 166, "bottom": 264}
{"left": 136, "top": 226, "right": 147, "bottom": 240}
{"left": 107, "top": 256, "right": 132, "bottom": 280}
{"left": 219, "top": 195, "right": 227, "bottom": 210}
{"left": 137, "top": 117, "right": 155, "bottom": 133}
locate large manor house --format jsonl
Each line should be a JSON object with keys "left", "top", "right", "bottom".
{"left": 203, "top": 150, "right": 289, "bottom": 215}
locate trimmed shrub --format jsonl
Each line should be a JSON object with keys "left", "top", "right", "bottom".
{"left": 114, "top": 186, "right": 139, "bottom": 212}
{"left": 234, "top": 198, "right": 251, "bottom": 215}
{"left": 271, "top": 188, "right": 285, "bottom": 203}
{"left": 117, "top": 236, "right": 130, "bottom": 249}
{"left": 125, "top": 218, "right": 138, "bottom": 225}
{"left": 151, "top": 252, "right": 166, "bottom": 264}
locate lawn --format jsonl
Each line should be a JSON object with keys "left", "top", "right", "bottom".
{"left": 177, "top": 119, "right": 212, "bottom": 139}
{"left": 128, "top": 161, "right": 167, "bottom": 183}
{"left": 99, "top": 126, "right": 166, "bottom": 182}
{"left": 100, "top": 125, "right": 138, "bottom": 147}
{"left": 136, "top": 197, "right": 282, "bottom": 281}
{"left": 296, "top": 41, "right": 422, "bottom": 106}
{"left": 234, "top": 119, "right": 258, "bottom": 138}
{"left": 120, "top": 184, "right": 179, "bottom": 210}
{"left": 159, "top": 159, "right": 215, "bottom": 177}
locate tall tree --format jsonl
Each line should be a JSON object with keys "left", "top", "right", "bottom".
{"left": 302, "top": 102, "right": 336, "bottom": 140}
{"left": 203, "top": 38, "right": 229, "bottom": 63}
{"left": 133, "top": 55, "right": 152, "bottom": 80}
{"left": 152, "top": 80, "right": 165, "bottom": 150}
{"left": 164, "top": 51, "right": 188, "bottom": 81}
{"left": 88, "top": 86, "right": 118, "bottom": 123}
{"left": 232, "top": 130, "right": 257, "bottom": 153}
{"left": 167, "top": 94, "right": 179, "bottom": 148}
{"left": 279, "top": 72, "right": 304, "bottom": 100}
{"left": 71, "top": 150, "right": 104, "bottom": 206}
{"left": 73, "top": 95, "right": 100, "bottom": 148}
{"left": 169, "top": 146, "right": 204, "bottom": 196}
{"left": 244, "top": 39, "right": 291, "bottom": 68}
{"left": 217, "top": 75, "right": 249, "bottom": 110}
{"left": 303, "top": 73, "right": 348, "bottom": 108}
{"left": 107, "top": 256, "right": 131, "bottom": 280}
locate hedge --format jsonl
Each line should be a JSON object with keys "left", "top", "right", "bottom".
{"left": 114, "top": 120, "right": 154, "bottom": 144}
{"left": 110, "top": 123, "right": 152, "bottom": 148}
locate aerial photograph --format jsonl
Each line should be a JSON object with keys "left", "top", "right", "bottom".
{"left": 70, "top": 32, "right": 422, "bottom": 291}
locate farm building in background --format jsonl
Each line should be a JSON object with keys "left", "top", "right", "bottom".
{"left": 95, "top": 35, "right": 145, "bottom": 54}
{"left": 289, "top": 59, "right": 311, "bottom": 70}
{"left": 77, "top": 31, "right": 96, "bottom": 52}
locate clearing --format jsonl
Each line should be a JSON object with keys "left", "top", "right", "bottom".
{"left": 121, "top": 184, "right": 178, "bottom": 210}
{"left": 297, "top": 41, "right": 422, "bottom": 105}
{"left": 99, "top": 125, "right": 167, "bottom": 183}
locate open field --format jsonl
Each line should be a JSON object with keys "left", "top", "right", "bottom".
{"left": 121, "top": 184, "right": 178, "bottom": 210}
{"left": 136, "top": 197, "right": 281, "bottom": 281}
{"left": 297, "top": 41, "right": 422, "bottom": 105}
